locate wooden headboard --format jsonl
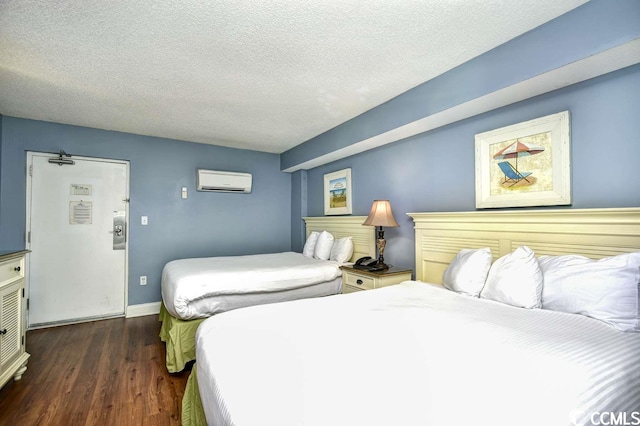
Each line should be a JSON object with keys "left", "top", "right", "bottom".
{"left": 303, "top": 216, "right": 376, "bottom": 262}
{"left": 407, "top": 208, "right": 640, "bottom": 284}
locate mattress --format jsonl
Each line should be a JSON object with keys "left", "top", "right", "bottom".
{"left": 162, "top": 251, "right": 343, "bottom": 320}
{"left": 195, "top": 281, "right": 640, "bottom": 426}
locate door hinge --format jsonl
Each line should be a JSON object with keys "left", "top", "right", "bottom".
{"left": 22, "top": 288, "right": 24, "bottom": 297}
{"left": 27, "top": 231, "right": 31, "bottom": 244}
{"left": 29, "top": 164, "right": 33, "bottom": 176}
{"left": 27, "top": 298, "right": 29, "bottom": 310}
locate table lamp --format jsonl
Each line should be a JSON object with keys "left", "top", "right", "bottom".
{"left": 362, "top": 200, "right": 399, "bottom": 269}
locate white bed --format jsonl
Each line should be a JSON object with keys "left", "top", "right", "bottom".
{"left": 159, "top": 215, "right": 376, "bottom": 372}
{"left": 162, "top": 251, "right": 344, "bottom": 320}
{"left": 187, "top": 207, "right": 640, "bottom": 426}
{"left": 195, "top": 282, "right": 640, "bottom": 426}
{"left": 161, "top": 216, "right": 375, "bottom": 320}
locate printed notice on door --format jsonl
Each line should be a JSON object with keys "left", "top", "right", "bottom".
{"left": 70, "top": 201, "right": 92, "bottom": 224}
{"left": 70, "top": 184, "right": 92, "bottom": 196}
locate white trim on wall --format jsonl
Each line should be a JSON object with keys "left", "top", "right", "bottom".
{"left": 126, "top": 301, "right": 161, "bottom": 318}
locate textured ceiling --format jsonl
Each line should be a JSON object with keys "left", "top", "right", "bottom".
{"left": 0, "top": 0, "right": 587, "bottom": 153}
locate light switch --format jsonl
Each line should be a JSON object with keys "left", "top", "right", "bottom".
{"left": 141, "top": 216, "right": 148, "bottom": 225}
{"left": 181, "top": 187, "right": 188, "bottom": 199}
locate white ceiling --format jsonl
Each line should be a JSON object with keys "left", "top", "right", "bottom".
{"left": 0, "top": 0, "right": 588, "bottom": 154}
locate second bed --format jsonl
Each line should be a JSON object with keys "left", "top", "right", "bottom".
{"left": 159, "top": 215, "right": 376, "bottom": 372}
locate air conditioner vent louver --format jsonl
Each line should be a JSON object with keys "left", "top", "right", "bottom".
{"left": 196, "top": 169, "right": 252, "bottom": 193}
{"left": 201, "top": 187, "right": 247, "bottom": 192}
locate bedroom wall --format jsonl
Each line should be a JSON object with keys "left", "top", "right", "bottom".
{"left": 0, "top": 117, "right": 291, "bottom": 305}
{"left": 295, "top": 64, "right": 640, "bottom": 273}
{"left": 287, "top": 0, "right": 640, "bottom": 272}
{"left": 281, "top": 0, "right": 640, "bottom": 172}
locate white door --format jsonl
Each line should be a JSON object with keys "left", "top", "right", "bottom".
{"left": 26, "top": 152, "right": 128, "bottom": 328}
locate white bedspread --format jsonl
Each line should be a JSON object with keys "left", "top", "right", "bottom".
{"left": 196, "top": 281, "right": 640, "bottom": 426}
{"left": 162, "top": 252, "right": 342, "bottom": 320}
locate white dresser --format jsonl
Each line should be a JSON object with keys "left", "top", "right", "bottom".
{"left": 0, "top": 250, "right": 29, "bottom": 389}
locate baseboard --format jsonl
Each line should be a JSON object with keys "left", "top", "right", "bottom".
{"left": 126, "top": 301, "right": 161, "bottom": 318}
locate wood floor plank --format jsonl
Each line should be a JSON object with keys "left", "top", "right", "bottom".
{"left": 0, "top": 315, "right": 190, "bottom": 425}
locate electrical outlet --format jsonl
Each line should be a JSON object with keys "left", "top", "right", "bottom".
{"left": 140, "top": 276, "right": 147, "bottom": 286}
{"left": 141, "top": 216, "right": 148, "bottom": 225}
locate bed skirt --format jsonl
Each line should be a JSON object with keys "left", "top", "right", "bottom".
{"left": 182, "top": 366, "right": 207, "bottom": 426}
{"left": 159, "top": 303, "right": 206, "bottom": 373}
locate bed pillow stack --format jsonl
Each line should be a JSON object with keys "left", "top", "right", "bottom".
{"left": 442, "top": 246, "right": 544, "bottom": 309}
{"left": 443, "top": 245, "right": 639, "bottom": 332}
{"left": 303, "top": 231, "right": 353, "bottom": 263}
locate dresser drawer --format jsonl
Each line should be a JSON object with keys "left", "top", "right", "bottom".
{"left": 342, "top": 284, "right": 365, "bottom": 294}
{"left": 0, "top": 257, "right": 24, "bottom": 287}
{"left": 343, "top": 273, "right": 375, "bottom": 290}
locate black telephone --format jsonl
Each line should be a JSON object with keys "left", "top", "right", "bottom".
{"left": 354, "top": 256, "right": 386, "bottom": 272}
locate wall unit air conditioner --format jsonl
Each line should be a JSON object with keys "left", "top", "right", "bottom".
{"left": 196, "top": 169, "right": 252, "bottom": 193}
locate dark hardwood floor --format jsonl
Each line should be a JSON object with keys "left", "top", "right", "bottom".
{"left": 0, "top": 315, "right": 190, "bottom": 425}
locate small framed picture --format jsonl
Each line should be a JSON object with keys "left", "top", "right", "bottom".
{"left": 324, "top": 168, "right": 352, "bottom": 215}
{"left": 475, "top": 111, "right": 571, "bottom": 209}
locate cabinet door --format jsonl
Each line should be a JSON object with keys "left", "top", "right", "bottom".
{"left": 0, "top": 281, "right": 23, "bottom": 372}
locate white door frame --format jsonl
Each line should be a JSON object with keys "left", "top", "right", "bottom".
{"left": 25, "top": 151, "right": 130, "bottom": 328}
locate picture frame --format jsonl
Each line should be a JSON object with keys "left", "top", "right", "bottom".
{"left": 324, "top": 168, "right": 352, "bottom": 215}
{"left": 475, "top": 111, "right": 571, "bottom": 209}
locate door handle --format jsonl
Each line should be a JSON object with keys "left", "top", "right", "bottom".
{"left": 113, "top": 211, "right": 126, "bottom": 250}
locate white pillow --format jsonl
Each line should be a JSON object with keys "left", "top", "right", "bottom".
{"left": 313, "top": 231, "right": 334, "bottom": 260}
{"left": 442, "top": 248, "right": 492, "bottom": 297}
{"left": 302, "top": 231, "right": 320, "bottom": 258}
{"left": 330, "top": 237, "right": 354, "bottom": 263}
{"left": 480, "top": 246, "right": 543, "bottom": 309}
{"left": 539, "top": 253, "right": 640, "bottom": 332}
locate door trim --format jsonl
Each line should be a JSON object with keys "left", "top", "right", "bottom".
{"left": 25, "top": 151, "right": 130, "bottom": 329}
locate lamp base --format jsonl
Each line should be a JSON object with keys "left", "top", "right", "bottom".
{"left": 376, "top": 226, "right": 388, "bottom": 269}
{"left": 373, "top": 261, "right": 390, "bottom": 271}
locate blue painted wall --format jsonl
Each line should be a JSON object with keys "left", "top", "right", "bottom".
{"left": 281, "top": 0, "right": 640, "bottom": 171}
{"left": 290, "top": 170, "right": 308, "bottom": 252}
{"left": 294, "top": 65, "right": 640, "bottom": 273}
{"left": 0, "top": 115, "right": 3, "bottom": 202}
{"left": 0, "top": 118, "right": 291, "bottom": 305}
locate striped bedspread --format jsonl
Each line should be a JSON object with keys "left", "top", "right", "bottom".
{"left": 196, "top": 281, "right": 640, "bottom": 426}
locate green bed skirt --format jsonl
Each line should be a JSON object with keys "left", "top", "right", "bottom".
{"left": 182, "top": 365, "right": 208, "bottom": 426}
{"left": 159, "top": 302, "right": 206, "bottom": 373}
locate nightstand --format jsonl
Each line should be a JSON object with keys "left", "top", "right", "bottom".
{"left": 340, "top": 266, "right": 413, "bottom": 294}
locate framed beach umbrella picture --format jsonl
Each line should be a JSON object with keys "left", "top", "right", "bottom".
{"left": 474, "top": 111, "right": 571, "bottom": 208}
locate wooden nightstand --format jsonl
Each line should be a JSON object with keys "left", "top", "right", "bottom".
{"left": 340, "top": 266, "right": 413, "bottom": 294}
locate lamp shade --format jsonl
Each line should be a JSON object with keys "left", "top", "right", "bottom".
{"left": 363, "top": 200, "right": 399, "bottom": 227}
